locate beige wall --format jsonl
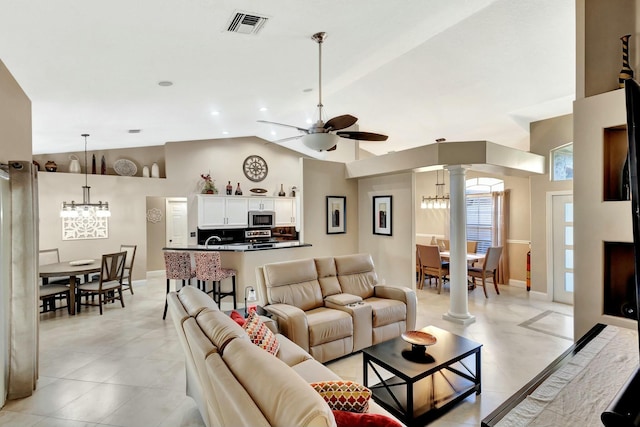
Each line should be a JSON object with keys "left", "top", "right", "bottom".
{"left": 301, "top": 158, "right": 359, "bottom": 256}
{"left": 529, "top": 114, "right": 573, "bottom": 296}
{"left": 145, "top": 196, "right": 167, "bottom": 272}
{"left": 358, "top": 172, "right": 415, "bottom": 289}
{"left": 0, "top": 60, "right": 31, "bottom": 162}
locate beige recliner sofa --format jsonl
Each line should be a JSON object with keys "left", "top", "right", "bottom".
{"left": 167, "top": 285, "right": 400, "bottom": 427}
{"left": 256, "top": 253, "right": 417, "bottom": 363}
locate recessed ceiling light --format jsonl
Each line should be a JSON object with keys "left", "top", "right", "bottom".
{"left": 222, "top": 131, "right": 229, "bottom": 135}
{"left": 211, "top": 111, "right": 220, "bottom": 116}
{"left": 270, "top": 131, "right": 276, "bottom": 136}
{"left": 158, "top": 81, "right": 173, "bottom": 87}
{"left": 128, "top": 129, "right": 142, "bottom": 134}
{"left": 259, "top": 107, "right": 268, "bottom": 112}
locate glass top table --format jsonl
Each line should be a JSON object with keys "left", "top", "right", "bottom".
{"left": 362, "top": 326, "right": 482, "bottom": 426}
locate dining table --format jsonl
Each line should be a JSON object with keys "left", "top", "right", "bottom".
{"left": 39, "top": 259, "right": 101, "bottom": 315}
{"left": 440, "top": 251, "right": 485, "bottom": 264}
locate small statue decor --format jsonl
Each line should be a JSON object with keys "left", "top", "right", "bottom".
{"left": 619, "top": 34, "right": 634, "bottom": 89}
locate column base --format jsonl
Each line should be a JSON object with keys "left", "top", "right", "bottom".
{"left": 442, "top": 312, "right": 476, "bottom": 325}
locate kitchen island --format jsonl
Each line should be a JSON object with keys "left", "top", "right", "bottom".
{"left": 162, "top": 242, "right": 314, "bottom": 308}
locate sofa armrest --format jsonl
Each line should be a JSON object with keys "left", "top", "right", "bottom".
{"left": 374, "top": 285, "right": 417, "bottom": 331}
{"left": 263, "top": 303, "right": 310, "bottom": 352}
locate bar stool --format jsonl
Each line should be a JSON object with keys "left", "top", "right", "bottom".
{"left": 163, "top": 251, "right": 196, "bottom": 319}
{"left": 194, "top": 251, "right": 237, "bottom": 309}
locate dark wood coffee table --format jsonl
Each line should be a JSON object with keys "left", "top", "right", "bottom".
{"left": 362, "top": 326, "right": 482, "bottom": 426}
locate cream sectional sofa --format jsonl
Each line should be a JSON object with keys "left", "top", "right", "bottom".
{"left": 256, "top": 253, "right": 417, "bottom": 363}
{"left": 167, "top": 285, "right": 400, "bottom": 427}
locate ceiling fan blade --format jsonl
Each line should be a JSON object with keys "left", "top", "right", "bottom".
{"left": 263, "top": 135, "right": 304, "bottom": 145}
{"left": 324, "top": 114, "right": 358, "bottom": 131}
{"left": 336, "top": 131, "right": 388, "bottom": 141}
{"left": 257, "top": 120, "right": 309, "bottom": 134}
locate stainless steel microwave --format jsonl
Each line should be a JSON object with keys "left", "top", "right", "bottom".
{"left": 248, "top": 210, "right": 275, "bottom": 228}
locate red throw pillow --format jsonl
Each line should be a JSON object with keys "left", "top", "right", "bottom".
{"left": 332, "top": 410, "right": 402, "bottom": 427}
{"left": 229, "top": 310, "right": 246, "bottom": 327}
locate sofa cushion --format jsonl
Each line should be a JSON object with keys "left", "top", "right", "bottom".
{"left": 293, "top": 358, "right": 342, "bottom": 383}
{"left": 223, "top": 338, "right": 335, "bottom": 427}
{"left": 366, "top": 297, "right": 407, "bottom": 328}
{"left": 315, "top": 257, "right": 342, "bottom": 297}
{"left": 264, "top": 259, "right": 324, "bottom": 311}
{"left": 307, "top": 307, "right": 353, "bottom": 347}
{"left": 243, "top": 311, "right": 280, "bottom": 355}
{"left": 335, "top": 254, "right": 377, "bottom": 299}
{"left": 178, "top": 285, "right": 219, "bottom": 317}
{"left": 332, "top": 410, "right": 403, "bottom": 427}
{"left": 196, "top": 309, "right": 248, "bottom": 353}
{"left": 276, "top": 334, "right": 314, "bottom": 367}
{"left": 310, "top": 380, "right": 371, "bottom": 413}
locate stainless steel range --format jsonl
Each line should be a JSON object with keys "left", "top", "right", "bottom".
{"left": 245, "top": 229, "right": 278, "bottom": 249}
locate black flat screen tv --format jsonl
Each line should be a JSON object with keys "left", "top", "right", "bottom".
{"left": 601, "top": 78, "right": 640, "bottom": 427}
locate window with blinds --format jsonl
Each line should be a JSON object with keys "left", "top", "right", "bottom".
{"left": 466, "top": 194, "right": 493, "bottom": 254}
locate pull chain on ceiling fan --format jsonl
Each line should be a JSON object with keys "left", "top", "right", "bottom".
{"left": 258, "top": 31, "right": 388, "bottom": 151}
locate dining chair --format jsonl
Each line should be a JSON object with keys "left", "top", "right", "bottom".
{"left": 194, "top": 251, "right": 237, "bottom": 309}
{"left": 39, "top": 248, "right": 74, "bottom": 286}
{"left": 436, "top": 239, "right": 450, "bottom": 252}
{"left": 467, "top": 241, "right": 478, "bottom": 254}
{"left": 120, "top": 244, "right": 137, "bottom": 294}
{"left": 417, "top": 244, "right": 449, "bottom": 293}
{"left": 468, "top": 246, "right": 503, "bottom": 298}
{"left": 77, "top": 251, "right": 127, "bottom": 315}
{"left": 39, "top": 284, "right": 70, "bottom": 314}
{"left": 163, "top": 251, "right": 197, "bottom": 319}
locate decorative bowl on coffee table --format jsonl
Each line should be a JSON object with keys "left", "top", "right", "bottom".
{"left": 401, "top": 330, "right": 437, "bottom": 362}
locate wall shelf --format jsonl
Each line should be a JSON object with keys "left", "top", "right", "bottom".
{"left": 603, "top": 125, "right": 629, "bottom": 201}
{"left": 603, "top": 241, "right": 637, "bottom": 320}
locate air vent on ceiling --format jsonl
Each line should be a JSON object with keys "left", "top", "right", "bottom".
{"left": 226, "top": 11, "right": 269, "bottom": 35}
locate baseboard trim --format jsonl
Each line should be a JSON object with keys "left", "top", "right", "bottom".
{"left": 146, "top": 270, "right": 165, "bottom": 279}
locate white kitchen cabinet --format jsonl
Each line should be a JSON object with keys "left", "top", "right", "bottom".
{"left": 198, "top": 195, "right": 248, "bottom": 228}
{"left": 248, "top": 197, "right": 275, "bottom": 211}
{"left": 274, "top": 198, "right": 296, "bottom": 226}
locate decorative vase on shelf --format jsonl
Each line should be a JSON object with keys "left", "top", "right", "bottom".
{"left": 278, "top": 184, "right": 286, "bottom": 197}
{"left": 151, "top": 162, "right": 159, "bottom": 178}
{"left": 235, "top": 182, "right": 243, "bottom": 195}
{"left": 45, "top": 161, "right": 57, "bottom": 172}
{"left": 68, "top": 155, "right": 81, "bottom": 173}
{"left": 226, "top": 181, "right": 233, "bottom": 195}
{"left": 619, "top": 34, "right": 634, "bottom": 89}
{"left": 101, "top": 156, "right": 106, "bottom": 175}
{"left": 91, "top": 154, "right": 96, "bottom": 174}
{"left": 142, "top": 165, "right": 150, "bottom": 177}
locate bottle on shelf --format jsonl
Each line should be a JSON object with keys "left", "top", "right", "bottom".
{"left": 226, "top": 181, "right": 233, "bottom": 195}
{"left": 235, "top": 182, "right": 243, "bottom": 195}
{"left": 278, "top": 184, "right": 286, "bottom": 197}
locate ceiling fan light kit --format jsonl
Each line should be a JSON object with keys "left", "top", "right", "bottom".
{"left": 257, "top": 31, "right": 388, "bottom": 151}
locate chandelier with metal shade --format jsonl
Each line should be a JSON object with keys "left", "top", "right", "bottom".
{"left": 60, "top": 134, "right": 111, "bottom": 218}
{"left": 421, "top": 169, "right": 450, "bottom": 209}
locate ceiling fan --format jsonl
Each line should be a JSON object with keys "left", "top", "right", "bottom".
{"left": 258, "top": 32, "right": 388, "bottom": 152}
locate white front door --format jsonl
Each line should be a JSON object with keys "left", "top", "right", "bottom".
{"left": 551, "top": 193, "right": 574, "bottom": 304}
{"left": 166, "top": 198, "right": 188, "bottom": 247}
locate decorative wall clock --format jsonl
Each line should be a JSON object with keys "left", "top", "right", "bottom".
{"left": 243, "top": 155, "right": 268, "bottom": 182}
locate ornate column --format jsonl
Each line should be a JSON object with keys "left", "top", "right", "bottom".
{"left": 443, "top": 165, "right": 476, "bottom": 325}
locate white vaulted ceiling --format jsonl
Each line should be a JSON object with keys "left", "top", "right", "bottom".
{"left": 0, "top": 0, "right": 575, "bottom": 156}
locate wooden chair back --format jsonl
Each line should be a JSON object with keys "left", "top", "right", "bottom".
{"left": 120, "top": 244, "right": 137, "bottom": 270}
{"left": 436, "top": 239, "right": 449, "bottom": 251}
{"left": 467, "top": 241, "right": 478, "bottom": 254}
{"left": 418, "top": 245, "right": 443, "bottom": 269}
{"left": 99, "top": 251, "right": 127, "bottom": 286}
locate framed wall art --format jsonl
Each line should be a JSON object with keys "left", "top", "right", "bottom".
{"left": 373, "top": 195, "right": 392, "bottom": 236}
{"left": 326, "top": 196, "right": 346, "bottom": 234}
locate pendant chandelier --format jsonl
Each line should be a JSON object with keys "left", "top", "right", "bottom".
{"left": 60, "top": 134, "right": 111, "bottom": 218}
{"left": 421, "top": 169, "right": 450, "bottom": 209}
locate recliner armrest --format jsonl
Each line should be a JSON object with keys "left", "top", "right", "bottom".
{"left": 263, "top": 303, "right": 310, "bottom": 352}
{"left": 324, "top": 293, "right": 362, "bottom": 306}
{"left": 374, "top": 285, "right": 417, "bottom": 330}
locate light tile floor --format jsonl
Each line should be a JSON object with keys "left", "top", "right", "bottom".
{"left": 0, "top": 277, "right": 574, "bottom": 426}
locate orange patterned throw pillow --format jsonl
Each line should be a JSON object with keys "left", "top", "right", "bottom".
{"left": 310, "top": 380, "right": 371, "bottom": 413}
{"left": 242, "top": 311, "right": 279, "bottom": 356}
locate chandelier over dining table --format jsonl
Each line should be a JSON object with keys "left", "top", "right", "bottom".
{"left": 60, "top": 134, "right": 111, "bottom": 218}
{"left": 421, "top": 169, "right": 450, "bottom": 209}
